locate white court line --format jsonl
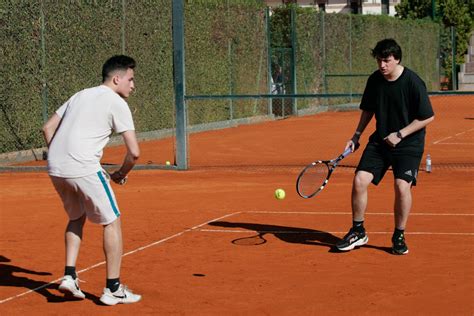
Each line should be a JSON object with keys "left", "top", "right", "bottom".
{"left": 196, "top": 228, "right": 474, "bottom": 236}
{"left": 0, "top": 211, "right": 242, "bottom": 305}
{"left": 245, "top": 211, "right": 474, "bottom": 216}
{"left": 434, "top": 136, "right": 453, "bottom": 143}
{"left": 2, "top": 209, "right": 472, "bottom": 304}
{"left": 433, "top": 127, "right": 474, "bottom": 144}
{"left": 433, "top": 143, "right": 474, "bottom": 145}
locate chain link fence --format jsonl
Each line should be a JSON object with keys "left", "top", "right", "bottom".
{"left": 1, "top": 0, "right": 175, "bottom": 162}
{"left": 1, "top": 1, "right": 455, "bottom": 169}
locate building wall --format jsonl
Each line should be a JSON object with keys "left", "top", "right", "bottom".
{"left": 264, "top": 0, "right": 401, "bottom": 16}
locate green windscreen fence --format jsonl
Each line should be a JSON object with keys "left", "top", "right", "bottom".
{"left": 1, "top": 1, "right": 446, "bottom": 170}
{"left": 1, "top": 0, "right": 175, "bottom": 164}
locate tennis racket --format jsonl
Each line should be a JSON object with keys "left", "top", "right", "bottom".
{"left": 296, "top": 146, "right": 357, "bottom": 199}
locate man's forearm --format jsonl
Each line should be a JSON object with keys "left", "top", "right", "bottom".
{"left": 118, "top": 152, "right": 139, "bottom": 176}
{"left": 42, "top": 113, "right": 62, "bottom": 148}
{"left": 399, "top": 116, "right": 435, "bottom": 139}
{"left": 352, "top": 110, "right": 374, "bottom": 142}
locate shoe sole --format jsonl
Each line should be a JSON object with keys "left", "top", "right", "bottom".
{"left": 99, "top": 296, "right": 119, "bottom": 306}
{"left": 392, "top": 248, "right": 409, "bottom": 255}
{"left": 337, "top": 235, "right": 369, "bottom": 251}
{"left": 100, "top": 296, "right": 142, "bottom": 306}
{"left": 58, "top": 285, "right": 85, "bottom": 299}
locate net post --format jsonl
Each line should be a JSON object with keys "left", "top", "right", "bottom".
{"left": 172, "top": 0, "right": 188, "bottom": 170}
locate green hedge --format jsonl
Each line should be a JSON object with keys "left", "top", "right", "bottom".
{"left": 0, "top": 1, "right": 440, "bottom": 154}
{"left": 296, "top": 10, "right": 440, "bottom": 98}
{"left": 185, "top": 1, "right": 268, "bottom": 124}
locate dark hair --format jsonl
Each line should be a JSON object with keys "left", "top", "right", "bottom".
{"left": 371, "top": 38, "right": 402, "bottom": 61}
{"left": 102, "top": 55, "right": 136, "bottom": 82}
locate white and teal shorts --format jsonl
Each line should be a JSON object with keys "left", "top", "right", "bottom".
{"left": 50, "top": 170, "right": 121, "bottom": 225}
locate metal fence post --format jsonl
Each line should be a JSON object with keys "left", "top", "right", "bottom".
{"left": 40, "top": 2, "right": 48, "bottom": 124}
{"left": 290, "top": 6, "right": 297, "bottom": 114}
{"left": 266, "top": 7, "right": 273, "bottom": 116}
{"left": 172, "top": 0, "right": 188, "bottom": 170}
{"left": 451, "top": 26, "right": 457, "bottom": 90}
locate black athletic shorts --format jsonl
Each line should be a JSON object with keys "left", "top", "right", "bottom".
{"left": 356, "top": 141, "right": 423, "bottom": 186}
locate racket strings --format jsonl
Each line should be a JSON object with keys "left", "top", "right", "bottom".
{"left": 297, "top": 163, "right": 329, "bottom": 197}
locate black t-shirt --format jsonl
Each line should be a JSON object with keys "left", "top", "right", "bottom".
{"left": 360, "top": 67, "right": 434, "bottom": 151}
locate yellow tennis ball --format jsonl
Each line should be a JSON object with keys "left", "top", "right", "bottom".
{"left": 165, "top": 161, "right": 171, "bottom": 166}
{"left": 275, "top": 188, "right": 286, "bottom": 200}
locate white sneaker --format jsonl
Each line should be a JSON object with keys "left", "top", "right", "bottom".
{"left": 100, "top": 284, "right": 142, "bottom": 306}
{"left": 58, "top": 275, "right": 85, "bottom": 299}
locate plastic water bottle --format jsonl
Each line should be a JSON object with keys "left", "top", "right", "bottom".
{"left": 426, "top": 154, "right": 432, "bottom": 173}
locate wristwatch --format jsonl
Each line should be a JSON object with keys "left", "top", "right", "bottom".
{"left": 396, "top": 131, "right": 403, "bottom": 140}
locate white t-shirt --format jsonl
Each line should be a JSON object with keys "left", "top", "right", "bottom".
{"left": 47, "top": 85, "right": 135, "bottom": 178}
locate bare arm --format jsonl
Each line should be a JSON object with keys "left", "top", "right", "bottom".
{"left": 345, "top": 110, "right": 374, "bottom": 152}
{"left": 42, "top": 113, "right": 62, "bottom": 148}
{"left": 110, "top": 130, "right": 140, "bottom": 183}
{"left": 384, "top": 115, "right": 435, "bottom": 147}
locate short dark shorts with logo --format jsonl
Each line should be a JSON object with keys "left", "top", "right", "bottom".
{"left": 356, "top": 141, "right": 423, "bottom": 186}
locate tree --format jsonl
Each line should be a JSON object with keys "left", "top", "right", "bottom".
{"left": 395, "top": 0, "right": 433, "bottom": 19}
{"left": 396, "top": 0, "right": 474, "bottom": 89}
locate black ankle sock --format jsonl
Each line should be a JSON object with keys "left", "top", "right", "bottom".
{"left": 352, "top": 220, "right": 365, "bottom": 232}
{"left": 106, "top": 278, "right": 120, "bottom": 292}
{"left": 65, "top": 266, "right": 77, "bottom": 279}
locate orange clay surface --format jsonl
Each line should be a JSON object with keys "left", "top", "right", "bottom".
{"left": 0, "top": 96, "right": 473, "bottom": 315}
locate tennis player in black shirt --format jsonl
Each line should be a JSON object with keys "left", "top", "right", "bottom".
{"left": 336, "top": 38, "right": 435, "bottom": 255}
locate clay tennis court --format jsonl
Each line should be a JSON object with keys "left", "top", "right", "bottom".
{"left": 1, "top": 95, "right": 473, "bottom": 315}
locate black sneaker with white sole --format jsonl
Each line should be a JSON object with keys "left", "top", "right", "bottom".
{"left": 336, "top": 228, "right": 369, "bottom": 251}
{"left": 392, "top": 233, "right": 409, "bottom": 255}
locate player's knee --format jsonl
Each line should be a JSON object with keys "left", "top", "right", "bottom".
{"left": 104, "top": 217, "right": 121, "bottom": 229}
{"left": 394, "top": 178, "right": 411, "bottom": 195}
{"left": 353, "top": 172, "right": 371, "bottom": 190}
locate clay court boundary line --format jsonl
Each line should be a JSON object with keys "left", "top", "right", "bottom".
{"left": 244, "top": 211, "right": 474, "bottom": 216}
{"left": 1, "top": 210, "right": 472, "bottom": 304}
{"left": 433, "top": 143, "right": 474, "bottom": 145}
{"left": 433, "top": 127, "right": 474, "bottom": 145}
{"left": 196, "top": 229, "right": 474, "bottom": 236}
{"left": 0, "top": 211, "right": 242, "bottom": 305}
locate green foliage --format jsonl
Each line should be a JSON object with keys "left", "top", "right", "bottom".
{"left": 395, "top": 0, "right": 433, "bottom": 19}
{"left": 1, "top": 0, "right": 43, "bottom": 153}
{"left": 0, "top": 1, "right": 442, "bottom": 154}
{"left": 438, "top": 0, "right": 473, "bottom": 83}
{"left": 184, "top": 1, "right": 268, "bottom": 124}
{"left": 395, "top": 0, "right": 474, "bottom": 87}
{"left": 295, "top": 11, "right": 440, "bottom": 101}
{"left": 1, "top": 0, "right": 175, "bottom": 154}
{"left": 1, "top": 0, "right": 267, "bottom": 153}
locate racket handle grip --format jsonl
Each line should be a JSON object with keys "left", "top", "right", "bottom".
{"left": 342, "top": 142, "right": 360, "bottom": 158}
{"left": 342, "top": 147, "right": 352, "bottom": 158}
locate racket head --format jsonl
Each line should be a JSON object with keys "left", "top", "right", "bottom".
{"left": 296, "top": 161, "right": 330, "bottom": 198}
